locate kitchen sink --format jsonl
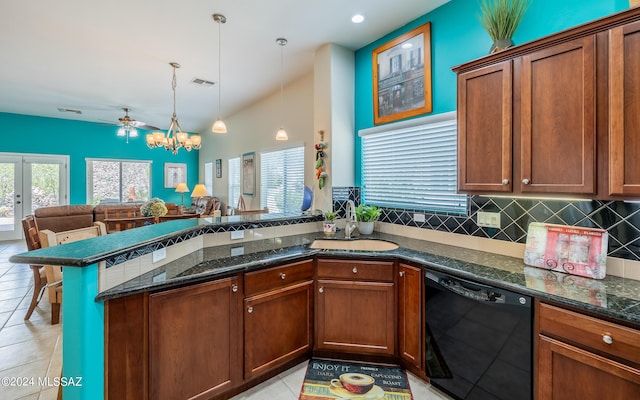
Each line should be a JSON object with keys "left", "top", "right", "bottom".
{"left": 309, "top": 239, "right": 399, "bottom": 251}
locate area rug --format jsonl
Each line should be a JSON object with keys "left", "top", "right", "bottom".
{"left": 299, "top": 358, "right": 413, "bottom": 400}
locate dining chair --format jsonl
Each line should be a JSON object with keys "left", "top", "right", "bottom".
{"left": 21, "top": 215, "right": 48, "bottom": 321}
{"left": 38, "top": 222, "right": 107, "bottom": 324}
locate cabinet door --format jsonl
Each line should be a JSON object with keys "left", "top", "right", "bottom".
{"left": 149, "top": 277, "right": 242, "bottom": 400}
{"left": 609, "top": 20, "right": 640, "bottom": 195}
{"left": 458, "top": 60, "right": 513, "bottom": 192}
{"left": 536, "top": 335, "right": 640, "bottom": 399}
{"left": 316, "top": 279, "right": 395, "bottom": 355}
{"left": 398, "top": 264, "right": 422, "bottom": 369}
{"left": 520, "top": 36, "right": 596, "bottom": 194}
{"left": 244, "top": 280, "right": 313, "bottom": 380}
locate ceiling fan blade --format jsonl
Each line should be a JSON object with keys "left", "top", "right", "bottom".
{"left": 137, "top": 123, "right": 161, "bottom": 131}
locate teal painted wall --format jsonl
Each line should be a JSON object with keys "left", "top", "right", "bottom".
{"left": 354, "top": 0, "right": 629, "bottom": 185}
{"left": 0, "top": 112, "right": 198, "bottom": 205}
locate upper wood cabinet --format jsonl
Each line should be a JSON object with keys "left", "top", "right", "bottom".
{"left": 454, "top": 7, "right": 640, "bottom": 199}
{"left": 609, "top": 20, "right": 640, "bottom": 195}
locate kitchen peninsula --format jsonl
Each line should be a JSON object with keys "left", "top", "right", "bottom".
{"left": 10, "top": 214, "right": 640, "bottom": 400}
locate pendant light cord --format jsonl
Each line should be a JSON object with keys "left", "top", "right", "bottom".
{"left": 280, "top": 43, "right": 284, "bottom": 125}
{"left": 218, "top": 19, "right": 222, "bottom": 118}
{"left": 172, "top": 65, "right": 177, "bottom": 118}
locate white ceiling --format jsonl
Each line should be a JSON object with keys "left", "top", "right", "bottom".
{"left": 0, "top": 0, "right": 449, "bottom": 133}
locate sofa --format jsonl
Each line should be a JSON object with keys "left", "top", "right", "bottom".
{"left": 31, "top": 197, "right": 222, "bottom": 234}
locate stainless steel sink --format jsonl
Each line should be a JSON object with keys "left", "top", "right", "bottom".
{"left": 309, "top": 239, "right": 399, "bottom": 251}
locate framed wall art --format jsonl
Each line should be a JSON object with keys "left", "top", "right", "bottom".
{"left": 373, "top": 22, "right": 432, "bottom": 125}
{"left": 242, "top": 152, "right": 255, "bottom": 195}
{"left": 164, "top": 162, "right": 187, "bottom": 188}
{"left": 216, "top": 159, "right": 222, "bottom": 178}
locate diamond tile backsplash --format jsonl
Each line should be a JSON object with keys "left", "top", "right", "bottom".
{"left": 332, "top": 188, "right": 640, "bottom": 262}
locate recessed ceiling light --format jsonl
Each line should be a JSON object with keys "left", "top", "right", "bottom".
{"left": 351, "top": 14, "right": 364, "bottom": 24}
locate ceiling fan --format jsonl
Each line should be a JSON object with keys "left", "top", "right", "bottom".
{"left": 116, "top": 108, "right": 160, "bottom": 144}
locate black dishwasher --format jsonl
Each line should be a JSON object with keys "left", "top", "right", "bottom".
{"left": 424, "top": 270, "right": 532, "bottom": 400}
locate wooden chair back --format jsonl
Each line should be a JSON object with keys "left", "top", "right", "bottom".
{"left": 21, "top": 215, "right": 48, "bottom": 321}
{"left": 157, "top": 213, "right": 201, "bottom": 222}
{"left": 38, "top": 221, "right": 107, "bottom": 324}
{"left": 104, "top": 216, "right": 155, "bottom": 233}
{"left": 103, "top": 206, "right": 139, "bottom": 220}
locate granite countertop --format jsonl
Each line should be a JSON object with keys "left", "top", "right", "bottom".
{"left": 96, "top": 231, "right": 640, "bottom": 327}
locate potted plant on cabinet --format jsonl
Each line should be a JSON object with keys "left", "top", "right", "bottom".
{"left": 355, "top": 204, "right": 382, "bottom": 235}
{"left": 323, "top": 210, "right": 337, "bottom": 236}
{"left": 479, "top": 0, "right": 531, "bottom": 53}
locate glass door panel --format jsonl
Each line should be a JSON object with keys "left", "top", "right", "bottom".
{"left": 0, "top": 156, "right": 23, "bottom": 241}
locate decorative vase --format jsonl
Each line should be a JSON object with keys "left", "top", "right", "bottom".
{"left": 358, "top": 221, "right": 375, "bottom": 235}
{"left": 490, "top": 38, "right": 515, "bottom": 54}
{"left": 323, "top": 222, "right": 336, "bottom": 236}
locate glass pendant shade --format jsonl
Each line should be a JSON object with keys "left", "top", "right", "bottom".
{"left": 212, "top": 118, "right": 227, "bottom": 133}
{"left": 275, "top": 128, "right": 288, "bottom": 141}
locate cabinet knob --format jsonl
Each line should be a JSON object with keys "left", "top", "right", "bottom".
{"left": 602, "top": 334, "right": 613, "bottom": 345}
{"left": 399, "top": 271, "right": 405, "bottom": 277}
{"left": 247, "top": 306, "right": 253, "bottom": 314}
{"left": 502, "top": 179, "right": 509, "bottom": 185}
{"left": 231, "top": 284, "right": 238, "bottom": 293}
{"left": 522, "top": 178, "right": 530, "bottom": 185}
{"left": 280, "top": 273, "right": 286, "bottom": 280}
{"left": 319, "top": 287, "right": 324, "bottom": 294}
{"left": 352, "top": 267, "right": 358, "bottom": 274}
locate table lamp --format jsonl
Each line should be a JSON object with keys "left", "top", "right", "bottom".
{"left": 175, "top": 183, "right": 190, "bottom": 211}
{"left": 191, "top": 184, "right": 210, "bottom": 205}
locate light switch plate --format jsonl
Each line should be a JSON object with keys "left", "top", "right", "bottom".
{"left": 413, "top": 213, "right": 426, "bottom": 223}
{"left": 152, "top": 248, "right": 167, "bottom": 263}
{"left": 230, "top": 230, "right": 245, "bottom": 240}
{"left": 477, "top": 212, "right": 501, "bottom": 228}
{"left": 231, "top": 246, "right": 245, "bottom": 256}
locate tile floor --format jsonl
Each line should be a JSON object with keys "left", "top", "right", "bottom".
{"left": 0, "top": 240, "right": 451, "bottom": 400}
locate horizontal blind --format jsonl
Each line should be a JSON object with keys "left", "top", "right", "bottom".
{"left": 260, "top": 146, "right": 304, "bottom": 213}
{"left": 228, "top": 157, "right": 241, "bottom": 208}
{"left": 361, "top": 115, "right": 467, "bottom": 214}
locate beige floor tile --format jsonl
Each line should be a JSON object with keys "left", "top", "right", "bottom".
{"left": 38, "top": 386, "right": 60, "bottom": 400}
{"left": 15, "top": 393, "right": 40, "bottom": 400}
{"left": 0, "top": 320, "right": 61, "bottom": 348}
{"left": 0, "top": 286, "right": 30, "bottom": 301}
{"left": 0, "top": 297, "right": 24, "bottom": 313}
{"left": 0, "top": 311, "right": 12, "bottom": 328}
{"left": 278, "top": 361, "right": 307, "bottom": 394}
{"left": 0, "top": 278, "right": 32, "bottom": 292}
{"left": 0, "top": 335, "right": 59, "bottom": 372}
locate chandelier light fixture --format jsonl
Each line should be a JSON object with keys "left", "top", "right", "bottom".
{"left": 275, "top": 38, "right": 289, "bottom": 141}
{"left": 212, "top": 13, "right": 228, "bottom": 134}
{"left": 146, "top": 62, "right": 202, "bottom": 154}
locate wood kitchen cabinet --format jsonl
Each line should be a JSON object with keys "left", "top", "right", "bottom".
{"left": 148, "top": 277, "right": 242, "bottom": 400}
{"left": 536, "top": 302, "right": 640, "bottom": 399}
{"left": 609, "top": 20, "right": 640, "bottom": 195}
{"left": 397, "top": 264, "right": 423, "bottom": 370}
{"left": 243, "top": 260, "right": 314, "bottom": 380}
{"left": 454, "top": 8, "right": 640, "bottom": 199}
{"left": 315, "top": 259, "right": 396, "bottom": 356}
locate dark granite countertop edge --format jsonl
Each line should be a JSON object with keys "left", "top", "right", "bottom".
{"left": 95, "top": 234, "right": 640, "bottom": 327}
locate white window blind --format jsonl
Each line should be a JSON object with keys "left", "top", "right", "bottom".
{"left": 86, "top": 158, "right": 152, "bottom": 204}
{"left": 360, "top": 112, "right": 467, "bottom": 214}
{"left": 228, "top": 157, "right": 241, "bottom": 208}
{"left": 260, "top": 146, "right": 305, "bottom": 213}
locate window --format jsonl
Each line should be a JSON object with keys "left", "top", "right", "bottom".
{"left": 228, "top": 157, "right": 241, "bottom": 209}
{"left": 87, "top": 159, "right": 151, "bottom": 204}
{"left": 260, "top": 146, "right": 304, "bottom": 213}
{"left": 360, "top": 112, "right": 467, "bottom": 214}
{"left": 204, "top": 162, "right": 213, "bottom": 196}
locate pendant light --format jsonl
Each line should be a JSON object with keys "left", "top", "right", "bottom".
{"left": 212, "top": 13, "right": 228, "bottom": 133}
{"left": 275, "top": 38, "right": 288, "bottom": 141}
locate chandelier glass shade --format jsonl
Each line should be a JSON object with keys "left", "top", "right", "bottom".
{"left": 146, "top": 62, "right": 201, "bottom": 154}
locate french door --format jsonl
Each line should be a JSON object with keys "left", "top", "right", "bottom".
{"left": 0, "top": 153, "right": 68, "bottom": 241}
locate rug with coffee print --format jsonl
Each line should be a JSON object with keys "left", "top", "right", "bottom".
{"left": 299, "top": 358, "right": 413, "bottom": 400}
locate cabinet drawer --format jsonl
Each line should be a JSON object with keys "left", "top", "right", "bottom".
{"left": 316, "top": 259, "right": 394, "bottom": 282}
{"left": 539, "top": 302, "right": 640, "bottom": 365}
{"left": 245, "top": 259, "right": 313, "bottom": 296}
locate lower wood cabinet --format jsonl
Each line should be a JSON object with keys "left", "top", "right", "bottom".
{"left": 244, "top": 280, "right": 313, "bottom": 379}
{"left": 398, "top": 264, "right": 422, "bottom": 370}
{"left": 315, "top": 259, "right": 395, "bottom": 356}
{"left": 536, "top": 302, "right": 640, "bottom": 399}
{"left": 148, "top": 277, "right": 242, "bottom": 400}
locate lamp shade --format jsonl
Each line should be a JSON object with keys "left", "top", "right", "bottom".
{"left": 212, "top": 119, "right": 227, "bottom": 133}
{"left": 191, "top": 184, "right": 210, "bottom": 198}
{"left": 175, "top": 183, "right": 190, "bottom": 193}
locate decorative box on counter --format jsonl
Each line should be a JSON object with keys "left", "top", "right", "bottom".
{"left": 524, "top": 223, "right": 608, "bottom": 279}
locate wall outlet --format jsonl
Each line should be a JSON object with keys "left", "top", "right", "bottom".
{"left": 231, "top": 246, "right": 245, "bottom": 256}
{"left": 413, "top": 213, "right": 426, "bottom": 223}
{"left": 152, "top": 248, "right": 167, "bottom": 263}
{"left": 477, "top": 212, "right": 501, "bottom": 228}
{"left": 230, "top": 230, "right": 245, "bottom": 240}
